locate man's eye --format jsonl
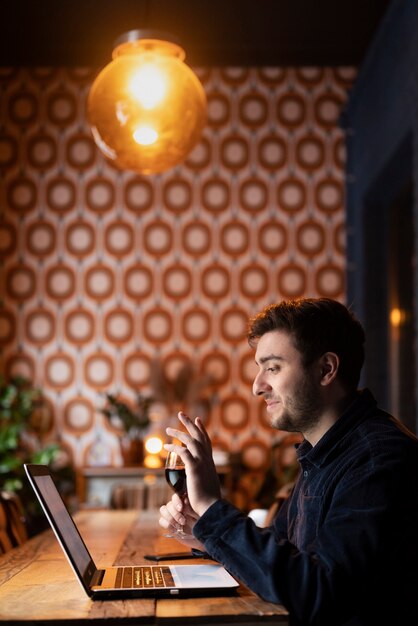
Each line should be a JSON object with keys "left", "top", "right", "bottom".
{"left": 267, "top": 366, "right": 279, "bottom": 373}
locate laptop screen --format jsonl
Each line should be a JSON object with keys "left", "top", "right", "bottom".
{"left": 25, "top": 464, "right": 96, "bottom": 591}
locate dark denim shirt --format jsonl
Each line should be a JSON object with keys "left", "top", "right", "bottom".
{"left": 193, "top": 389, "right": 418, "bottom": 626}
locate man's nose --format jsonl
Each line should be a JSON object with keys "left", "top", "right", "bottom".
{"left": 252, "top": 372, "right": 270, "bottom": 396}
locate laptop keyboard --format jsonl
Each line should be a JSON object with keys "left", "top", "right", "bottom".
{"left": 115, "top": 566, "right": 175, "bottom": 589}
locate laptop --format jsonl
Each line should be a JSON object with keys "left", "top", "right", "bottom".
{"left": 24, "top": 464, "right": 239, "bottom": 599}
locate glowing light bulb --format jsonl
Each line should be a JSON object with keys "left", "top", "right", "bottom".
{"left": 145, "top": 436, "right": 164, "bottom": 455}
{"left": 129, "top": 65, "right": 166, "bottom": 109}
{"left": 144, "top": 454, "right": 163, "bottom": 468}
{"left": 87, "top": 31, "right": 207, "bottom": 175}
{"left": 390, "top": 308, "right": 406, "bottom": 327}
{"left": 133, "top": 126, "right": 158, "bottom": 145}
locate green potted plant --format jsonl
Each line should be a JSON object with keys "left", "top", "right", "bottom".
{"left": 100, "top": 392, "right": 152, "bottom": 465}
{"left": 0, "top": 375, "right": 71, "bottom": 535}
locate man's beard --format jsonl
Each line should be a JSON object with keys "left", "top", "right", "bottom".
{"left": 270, "top": 371, "right": 323, "bottom": 434}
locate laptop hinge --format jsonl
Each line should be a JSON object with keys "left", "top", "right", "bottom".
{"left": 91, "top": 569, "right": 105, "bottom": 587}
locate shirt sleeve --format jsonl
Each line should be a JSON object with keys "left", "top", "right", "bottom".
{"left": 193, "top": 498, "right": 294, "bottom": 606}
{"left": 192, "top": 450, "right": 418, "bottom": 626}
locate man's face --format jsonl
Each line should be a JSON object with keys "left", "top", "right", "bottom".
{"left": 253, "top": 329, "right": 323, "bottom": 434}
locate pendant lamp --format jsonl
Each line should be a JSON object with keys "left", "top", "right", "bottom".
{"left": 87, "top": 30, "right": 207, "bottom": 175}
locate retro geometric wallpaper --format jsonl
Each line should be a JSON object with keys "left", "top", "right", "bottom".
{"left": 0, "top": 66, "right": 355, "bottom": 483}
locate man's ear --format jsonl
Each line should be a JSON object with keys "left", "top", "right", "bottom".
{"left": 319, "top": 352, "right": 339, "bottom": 386}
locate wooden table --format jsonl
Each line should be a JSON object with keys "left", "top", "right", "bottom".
{"left": 0, "top": 509, "right": 289, "bottom": 625}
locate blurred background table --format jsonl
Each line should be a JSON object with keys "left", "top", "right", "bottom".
{"left": 76, "top": 465, "right": 233, "bottom": 510}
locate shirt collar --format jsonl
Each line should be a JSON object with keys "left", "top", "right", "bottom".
{"left": 296, "top": 388, "right": 379, "bottom": 468}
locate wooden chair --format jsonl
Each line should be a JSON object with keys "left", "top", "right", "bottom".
{"left": 263, "top": 481, "right": 295, "bottom": 526}
{"left": 0, "top": 490, "right": 28, "bottom": 549}
{"left": 248, "top": 481, "right": 295, "bottom": 528}
{"left": 0, "top": 499, "right": 14, "bottom": 554}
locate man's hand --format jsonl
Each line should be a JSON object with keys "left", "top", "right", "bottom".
{"left": 164, "top": 411, "right": 222, "bottom": 517}
{"left": 159, "top": 493, "right": 205, "bottom": 551}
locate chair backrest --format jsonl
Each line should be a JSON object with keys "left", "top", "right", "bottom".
{"left": 264, "top": 481, "right": 295, "bottom": 527}
{"left": 0, "top": 499, "right": 14, "bottom": 554}
{"left": 0, "top": 491, "right": 28, "bottom": 549}
{"left": 248, "top": 480, "right": 296, "bottom": 528}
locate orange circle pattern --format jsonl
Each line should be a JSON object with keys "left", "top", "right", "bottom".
{"left": 0, "top": 67, "right": 352, "bottom": 478}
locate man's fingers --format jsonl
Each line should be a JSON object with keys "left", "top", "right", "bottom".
{"left": 159, "top": 501, "right": 186, "bottom": 526}
{"left": 178, "top": 411, "right": 203, "bottom": 437}
{"left": 180, "top": 412, "right": 212, "bottom": 451}
{"left": 165, "top": 427, "right": 190, "bottom": 445}
{"left": 158, "top": 514, "right": 170, "bottom": 530}
{"left": 167, "top": 412, "right": 206, "bottom": 445}
{"left": 163, "top": 444, "right": 195, "bottom": 474}
{"left": 165, "top": 426, "right": 199, "bottom": 450}
{"left": 195, "top": 416, "right": 212, "bottom": 446}
{"left": 165, "top": 413, "right": 210, "bottom": 460}
{"left": 164, "top": 434, "right": 202, "bottom": 461}
{"left": 172, "top": 492, "right": 183, "bottom": 508}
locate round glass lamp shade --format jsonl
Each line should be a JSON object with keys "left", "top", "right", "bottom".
{"left": 87, "top": 31, "right": 207, "bottom": 175}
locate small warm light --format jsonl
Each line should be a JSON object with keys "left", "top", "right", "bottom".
{"left": 145, "top": 435, "right": 164, "bottom": 455}
{"left": 390, "top": 307, "right": 406, "bottom": 328}
{"left": 143, "top": 454, "right": 163, "bottom": 469}
{"left": 133, "top": 125, "right": 158, "bottom": 145}
{"left": 87, "top": 30, "right": 207, "bottom": 175}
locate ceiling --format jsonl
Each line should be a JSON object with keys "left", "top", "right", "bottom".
{"left": 1, "top": 0, "right": 391, "bottom": 67}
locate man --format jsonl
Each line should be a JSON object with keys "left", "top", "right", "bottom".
{"left": 159, "top": 298, "right": 418, "bottom": 626}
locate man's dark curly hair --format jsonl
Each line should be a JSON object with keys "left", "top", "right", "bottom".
{"left": 248, "top": 298, "right": 365, "bottom": 391}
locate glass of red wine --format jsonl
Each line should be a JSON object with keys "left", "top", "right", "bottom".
{"left": 164, "top": 450, "right": 190, "bottom": 539}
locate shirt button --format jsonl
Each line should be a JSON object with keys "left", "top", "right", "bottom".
{"left": 303, "top": 470, "right": 308, "bottom": 477}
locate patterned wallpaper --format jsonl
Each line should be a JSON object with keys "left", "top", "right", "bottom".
{"left": 0, "top": 65, "right": 355, "bottom": 485}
